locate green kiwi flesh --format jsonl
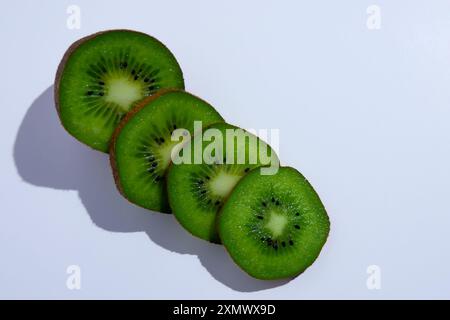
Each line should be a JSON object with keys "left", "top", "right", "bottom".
{"left": 218, "top": 167, "right": 330, "bottom": 280}
{"left": 167, "top": 123, "right": 279, "bottom": 243}
{"left": 110, "top": 90, "right": 224, "bottom": 213}
{"left": 55, "top": 30, "right": 184, "bottom": 152}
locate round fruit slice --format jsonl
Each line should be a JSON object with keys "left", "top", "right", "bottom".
{"left": 110, "top": 90, "right": 224, "bottom": 213}
{"left": 218, "top": 167, "right": 330, "bottom": 280}
{"left": 167, "top": 123, "right": 279, "bottom": 243}
{"left": 55, "top": 29, "right": 185, "bottom": 152}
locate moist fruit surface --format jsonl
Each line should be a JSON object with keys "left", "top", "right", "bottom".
{"left": 55, "top": 30, "right": 185, "bottom": 152}
{"left": 168, "top": 122, "right": 279, "bottom": 242}
{"left": 218, "top": 167, "right": 330, "bottom": 280}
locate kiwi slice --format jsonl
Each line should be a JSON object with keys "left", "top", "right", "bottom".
{"left": 55, "top": 30, "right": 184, "bottom": 152}
{"left": 110, "top": 90, "right": 224, "bottom": 213}
{"left": 218, "top": 167, "right": 330, "bottom": 280}
{"left": 167, "top": 123, "right": 279, "bottom": 243}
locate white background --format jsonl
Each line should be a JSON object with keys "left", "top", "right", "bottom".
{"left": 1, "top": 0, "right": 450, "bottom": 299}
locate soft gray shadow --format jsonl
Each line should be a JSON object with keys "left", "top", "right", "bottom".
{"left": 13, "top": 86, "right": 289, "bottom": 292}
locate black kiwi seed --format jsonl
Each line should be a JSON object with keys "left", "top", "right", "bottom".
{"left": 257, "top": 215, "right": 263, "bottom": 220}
{"left": 215, "top": 201, "right": 220, "bottom": 206}
{"left": 262, "top": 202, "right": 267, "bottom": 207}
{"left": 295, "top": 212, "right": 300, "bottom": 216}
{"left": 294, "top": 225, "right": 300, "bottom": 229}
{"left": 87, "top": 91, "right": 93, "bottom": 96}
{"left": 289, "top": 240, "right": 294, "bottom": 246}
{"left": 152, "top": 162, "right": 157, "bottom": 167}
{"left": 99, "top": 92, "right": 104, "bottom": 96}
{"left": 275, "top": 200, "right": 280, "bottom": 206}
{"left": 149, "top": 69, "right": 159, "bottom": 77}
{"left": 281, "top": 241, "right": 286, "bottom": 247}
{"left": 244, "top": 167, "right": 250, "bottom": 173}
{"left": 271, "top": 197, "right": 275, "bottom": 203}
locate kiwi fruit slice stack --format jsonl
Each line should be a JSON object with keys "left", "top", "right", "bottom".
{"left": 218, "top": 167, "right": 330, "bottom": 280}
{"left": 55, "top": 30, "right": 184, "bottom": 152}
{"left": 110, "top": 90, "right": 224, "bottom": 212}
{"left": 55, "top": 30, "right": 330, "bottom": 281}
{"left": 167, "top": 123, "right": 279, "bottom": 243}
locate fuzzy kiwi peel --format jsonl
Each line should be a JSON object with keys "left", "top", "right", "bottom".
{"left": 109, "top": 88, "right": 176, "bottom": 203}
{"left": 55, "top": 29, "right": 185, "bottom": 152}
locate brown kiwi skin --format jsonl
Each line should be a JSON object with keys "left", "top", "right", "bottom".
{"left": 109, "top": 88, "right": 180, "bottom": 212}
{"left": 216, "top": 166, "right": 331, "bottom": 281}
{"left": 54, "top": 29, "right": 185, "bottom": 153}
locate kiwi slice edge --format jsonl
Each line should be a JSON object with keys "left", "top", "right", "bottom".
{"left": 109, "top": 88, "right": 179, "bottom": 204}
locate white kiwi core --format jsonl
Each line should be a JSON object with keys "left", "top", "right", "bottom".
{"left": 105, "top": 78, "right": 143, "bottom": 111}
{"left": 265, "top": 211, "right": 288, "bottom": 238}
{"left": 209, "top": 172, "right": 242, "bottom": 198}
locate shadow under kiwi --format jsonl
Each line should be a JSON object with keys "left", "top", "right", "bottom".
{"left": 13, "top": 86, "right": 290, "bottom": 292}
